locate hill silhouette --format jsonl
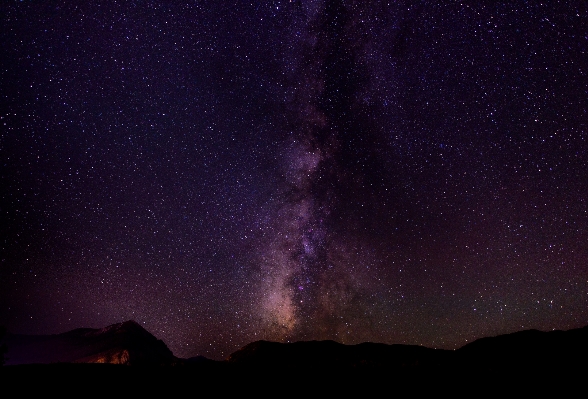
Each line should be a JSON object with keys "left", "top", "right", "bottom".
{"left": 456, "top": 326, "right": 588, "bottom": 372}
{"left": 1, "top": 323, "right": 586, "bottom": 393}
{"left": 3, "top": 320, "right": 175, "bottom": 366}
{"left": 3, "top": 321, "right": 587, "bottom": 372}
{"left": 227, "top": 339, "right": 451, "bottom": 370}
{"left": 226, "top": 326, "right": 588, "bottom": 373}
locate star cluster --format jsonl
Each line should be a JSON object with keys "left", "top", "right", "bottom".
{"left": 1, "top": 1, "right": 587, "bottom": 359}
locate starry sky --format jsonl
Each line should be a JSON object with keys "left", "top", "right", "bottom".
{"left": 1, "top": 1, "right": 587, "bottom": 360}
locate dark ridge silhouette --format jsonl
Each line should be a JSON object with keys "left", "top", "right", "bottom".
{"left": 3, "top": 321, "right": 587, "bottom": 373}
{"left": 455, "top": 325, "right": 588, "bottom": 372}
{"left": 227, "top": 325, "right": 588, "bottom": 374}
{"left": 2, "top": 321, "right": 587, "bottom": 389}
{"left": 0, "top": 324, "right": 586, "bottom": 393}
{"left": 227, "top": 339, "right": 451, "bottom": 370}
{"left": 2, "top": 320, "right": 176, "bottom": 366}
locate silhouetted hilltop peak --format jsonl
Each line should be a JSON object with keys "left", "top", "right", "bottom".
{"left": 4, "top": 320, "right": 175, "bottom": 366}
{"left": 82, "top": 320, "right": 148, "bottom": 337}
{"left": 459, "top": 325, "right": 588, "bottom": 353}
{"left": 455, "top": 325, "right": 588, "bottom": 371}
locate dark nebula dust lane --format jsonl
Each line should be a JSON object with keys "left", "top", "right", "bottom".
{"left": 1, "top": 1, "right": 587, "bottom": 359}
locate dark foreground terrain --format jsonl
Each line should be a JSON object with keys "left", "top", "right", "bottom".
{"left": 1, "top": 324, "right": 586, "bottom": 393}
{"left": 1, "top": 359, "right": 585, "bottom": 394}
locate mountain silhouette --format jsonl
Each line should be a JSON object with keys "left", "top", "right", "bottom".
{"left": 455, "top": 325, "right": 588, "bottom": 372}
{"left": 3, "top": 320, "right": 175, "bottom": 366}
{"left": 1, "top": 323, "right": 586, "bottom": 394}
{"left": 228, "top": 339, "right": 451, "bottom": 370}
{"left": 228, "top": 326, "right": 588, "bottom": 373}
{"left": 2, "top": 322, "right": 587, "bottom": 374}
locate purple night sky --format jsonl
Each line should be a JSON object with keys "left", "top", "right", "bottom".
{"left": 1, "top": 1, "right": 587, "bottom": 360}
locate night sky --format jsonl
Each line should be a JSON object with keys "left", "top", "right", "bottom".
{"left": 1, "top": 1, "right": 587, "bottom": 360}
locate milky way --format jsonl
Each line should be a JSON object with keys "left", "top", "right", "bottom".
{"left": 1, "top": 1, "right": 587, "bottom": 359}
{"left": 255, "top": 0, "right": 389, "bottom": 341}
